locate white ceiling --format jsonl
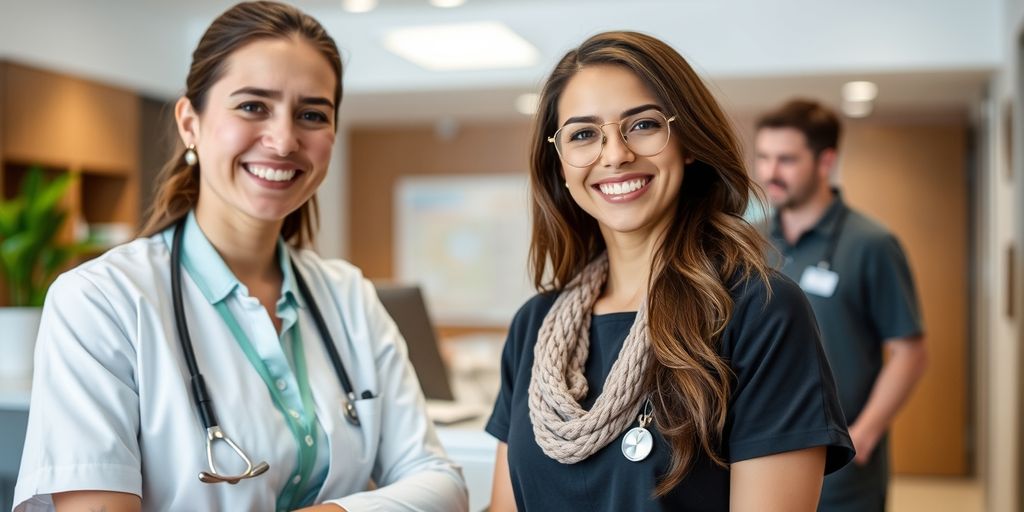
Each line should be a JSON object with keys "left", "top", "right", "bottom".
{"left": 0, "top": 0, "right": 1001, "bottom": 123}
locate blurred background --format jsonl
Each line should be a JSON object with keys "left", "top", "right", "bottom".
{"left": 0, "top": 0, "right": 1019, "bottom": 510}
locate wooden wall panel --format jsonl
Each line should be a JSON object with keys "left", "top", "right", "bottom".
{"left": 3, "top": 63, "right": 139, "bottom": 174}
{"left": 0, "top": 64, "right": 5, "bottom": 191}
{"left": 842, "top": 123, "right": 969, "bottom": 476}
{"left": 0, "top": 64, "right": 4, "bottom": 303}
{"left": 139, "top": 96, "right": 177, "bottom": 220}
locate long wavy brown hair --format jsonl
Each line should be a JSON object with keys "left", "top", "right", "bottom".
{"left": 139, "top": 1, "right": 343, "bottom": 246}
{"left": 529, "top": 31, "right": 771, "bottom": 495}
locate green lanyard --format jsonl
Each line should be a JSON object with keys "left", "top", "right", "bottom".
{"left": 212, "top": 301, "right": 321, "bottom": 511}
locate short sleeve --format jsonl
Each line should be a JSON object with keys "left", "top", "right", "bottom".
{"left": 485, "top": 302, "right": 529, "bottom": 443}
{"left": 864, "top": 234, "right": 923, "bottom": 341}
{"left": 722, "top": 274, "right": 854, "bottom": 475}
{"left": 14, "top": 271, "right": 142, "bottom": 509}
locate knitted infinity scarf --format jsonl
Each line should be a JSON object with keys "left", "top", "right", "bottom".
{"left": 528, "top": 253, "right": 652, "bottom": 463}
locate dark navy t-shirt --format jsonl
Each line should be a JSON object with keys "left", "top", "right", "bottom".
{"left": 485, "top": 272, "right": 854, "bottom": 511}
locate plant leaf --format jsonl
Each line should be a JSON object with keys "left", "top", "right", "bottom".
{"left": 20, "top": 168, "right": 43, "bottom": 207}
{"left": 27, "top": 172, "right": 72, "bottom": 220}
{"left": 0, "top": 168, "right": 80, "bottom": 306}
{"left": 0, "top": 200, "right": 24, "bottom": 236}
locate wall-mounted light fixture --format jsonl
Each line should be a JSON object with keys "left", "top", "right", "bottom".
{"left": 515, "top": 93, "right": 539, "bottom": 115}
{"left": 841, "top": 80, "right": 878, "bottom": 118}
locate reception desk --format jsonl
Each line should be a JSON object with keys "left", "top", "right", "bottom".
{"left": 436, "top": 421, "right": 497, "bottom": 512}
{"left": 0, "top": 379, "right": 30, "bottom": 511}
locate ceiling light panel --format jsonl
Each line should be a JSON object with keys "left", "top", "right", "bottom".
{"left": 341, "top": 0, "right": 378, "bottom": 13}
{"left": 430, "top": 0, "right": 467, "bottom": 7}
{"left": 384, "top": 22, "right": 539, "bottom": 71}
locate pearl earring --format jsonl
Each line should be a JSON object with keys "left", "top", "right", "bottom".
{"left": 184, "top": 145, "right": 198, "bottom": 166}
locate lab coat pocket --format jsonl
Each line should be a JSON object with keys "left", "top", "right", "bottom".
{"left": 352, "top": 396, "right": 382, "bottom": 461}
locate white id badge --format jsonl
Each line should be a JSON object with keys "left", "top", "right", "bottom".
{"left": 799, "top": 266, "right": 839, "bottom": 297}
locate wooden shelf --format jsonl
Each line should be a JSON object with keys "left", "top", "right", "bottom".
{"left": 0, "top": 61, "right": 141, "bottom": 306}
{"left": 80, "top": 173, "right": 135, "bottom": 225}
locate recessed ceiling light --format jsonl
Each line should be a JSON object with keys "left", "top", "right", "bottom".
{"left": 515, "top": 93, "right": 539, "bottom": 115}
{"left": 342, "top": 0, "right": 378, "bottom": 13}
{"left": 384, "top": 22, "right": 539, "bottom": 71}
{"left": 430, "top": 0, "right": 467, "bottom": 7}
{"left": 841, "top": 81, "right": 878, "bottom": 102}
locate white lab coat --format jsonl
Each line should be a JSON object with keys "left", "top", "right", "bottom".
{"left": 13, "top": 226, "right": 468, "bottom": 511}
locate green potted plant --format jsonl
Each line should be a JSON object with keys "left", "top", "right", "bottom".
{"left": 0, "top": 166, "right": 80, "bottom": 382}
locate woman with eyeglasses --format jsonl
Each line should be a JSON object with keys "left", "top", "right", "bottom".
{"left": 486, "top": 31, "right": 854, "bottom": 511}
{"left": 14, "top": 2, "right": 466, "bottom": 511}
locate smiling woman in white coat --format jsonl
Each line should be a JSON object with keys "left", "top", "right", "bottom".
{"left": 13, "top": 2, "right": 468, "bottom": 511}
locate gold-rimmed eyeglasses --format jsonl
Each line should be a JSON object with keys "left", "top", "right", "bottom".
{"left": 547, "top": 109, "right": 677, "bottom": 168}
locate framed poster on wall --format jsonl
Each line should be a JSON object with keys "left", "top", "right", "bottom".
{"left": 395, "top": 174, "right": 533, "bottom": 327}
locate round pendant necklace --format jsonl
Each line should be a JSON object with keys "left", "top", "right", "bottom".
{"left": 621, "top": 397, "right": 654, "bottom": 462}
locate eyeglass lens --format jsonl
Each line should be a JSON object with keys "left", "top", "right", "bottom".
{"left": 552, "top": 110, "right": 672, "bottom": 167}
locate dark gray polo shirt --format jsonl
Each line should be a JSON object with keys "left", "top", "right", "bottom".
{"left": 768, "top": 190, "right": 923, "bottom": 511}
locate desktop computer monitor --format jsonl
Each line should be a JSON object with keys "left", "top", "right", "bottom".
{"left": 373, "top": 284, "right": 455, "bottom": 401}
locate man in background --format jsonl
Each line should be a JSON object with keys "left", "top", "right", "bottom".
{"left": 754, "top": 99, "right": 929, "bottom": 511}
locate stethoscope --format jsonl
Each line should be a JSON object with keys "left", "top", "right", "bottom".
{"left": 170, "top": 217, "right": 362, "bottom": 484}
{"left": 780, "top": 205, "right": 849, "bottom": 270}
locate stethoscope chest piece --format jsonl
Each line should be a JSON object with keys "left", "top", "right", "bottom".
{"left": 344, "top": 393, "right": 360, "bottom": 426}
{"left": 621, "top": 398, "right": 654, "bottom": 462}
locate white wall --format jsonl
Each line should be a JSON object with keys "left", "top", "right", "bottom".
{"left": 979, "top": 0, "right": 1024, "bottom": 510}
{"left": 0, "top": 1, "right": 196, "bottom": 99}
{"left": 316, "top": 125, "right": 350, "bottom": 260}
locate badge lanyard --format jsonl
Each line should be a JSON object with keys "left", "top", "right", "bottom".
{"left": 818, "top": 207, "right": 849, "bottom": 272}
{"left": 798, "top": 208, "right": 848, "bottom": 298}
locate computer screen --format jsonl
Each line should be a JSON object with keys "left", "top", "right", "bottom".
{"left": 373, "top": 284, "right": 455, "bottom": 401}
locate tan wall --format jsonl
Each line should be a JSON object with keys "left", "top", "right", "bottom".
{"left": 842, "top": 122, "right": 968, "bottom": 476}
